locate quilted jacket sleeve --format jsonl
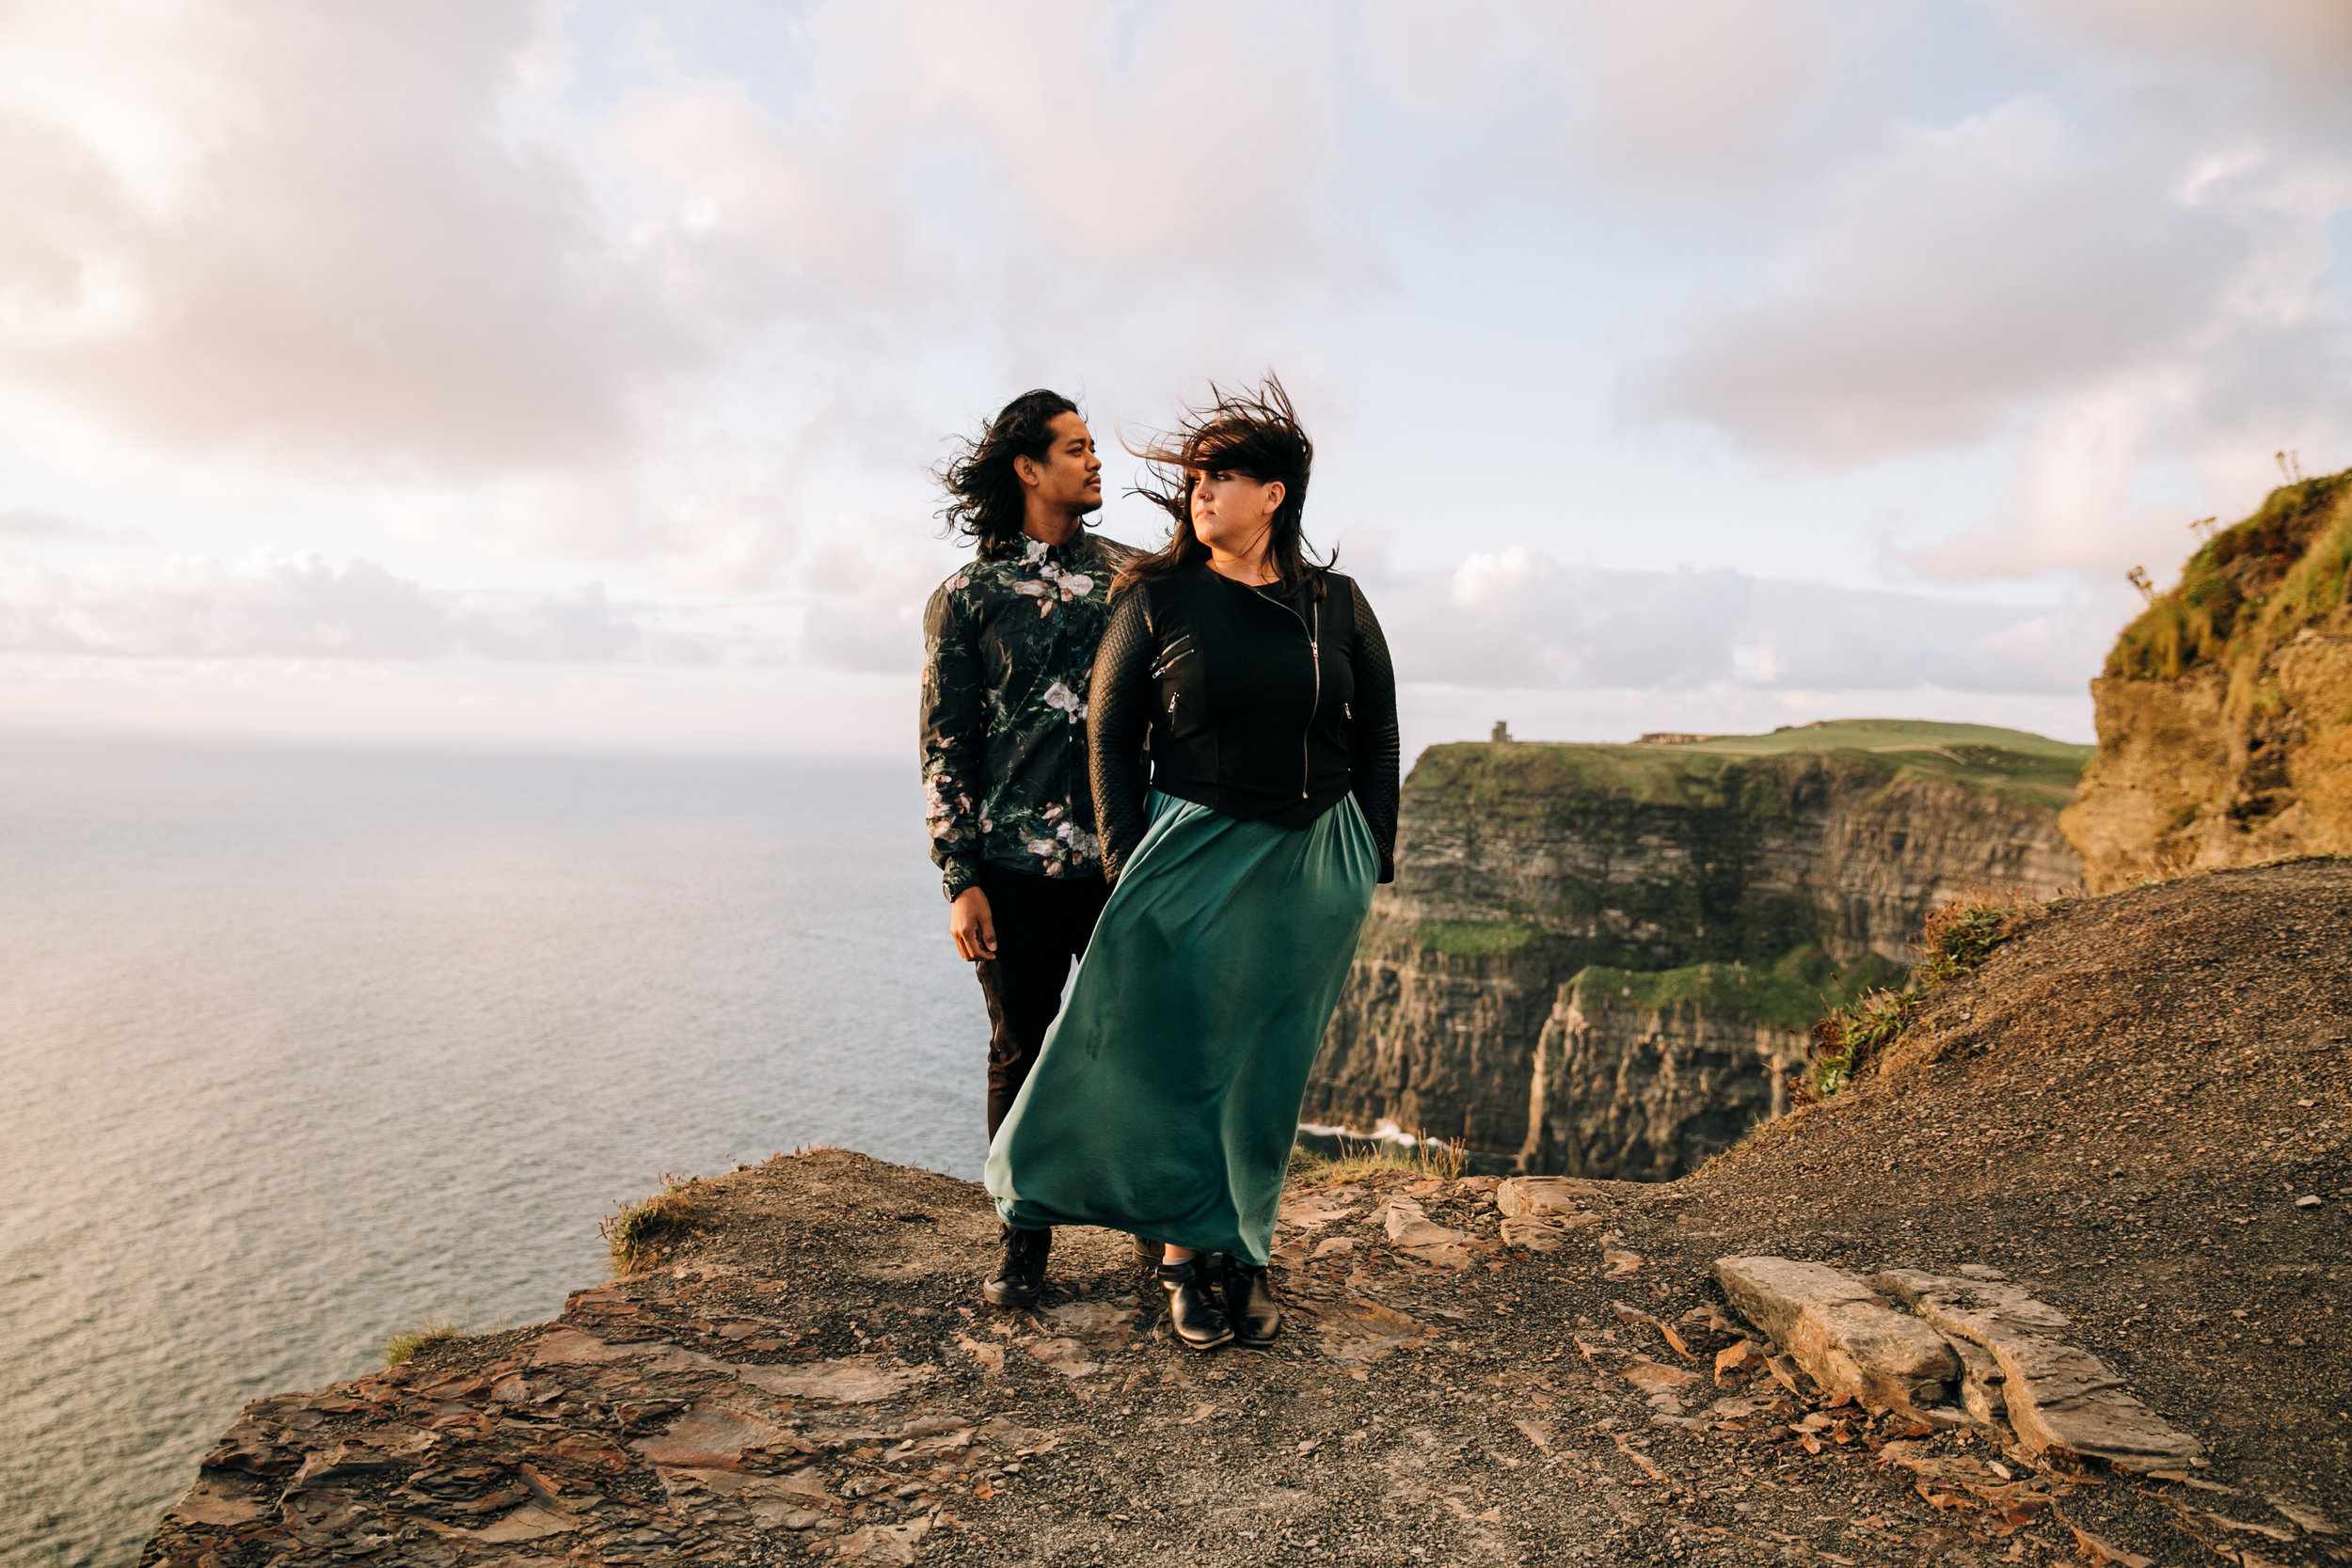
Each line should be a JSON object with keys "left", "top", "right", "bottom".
{"left": 1347, "top": 583, "right": 1401, "bottom": 883}
{"left": 1088, "top": 590, "right": 1155, "bottom": 885}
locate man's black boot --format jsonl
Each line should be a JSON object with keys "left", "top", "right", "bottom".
{"left": 1157, "top": 1258, "right": 1234, "bottom": 1351}
{"left": 981, "top": 1224, "right": 1051, "bottom": 1308}
{"left": 1222, "top": 1260, "right": 1281, "bottom": 1348}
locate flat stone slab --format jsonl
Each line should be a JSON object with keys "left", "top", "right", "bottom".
{"left": 1870, "top": 1270, "right": 2202, "bottom": 1471}
{"left": 1714, "top": 1257, "right": 1957, "bottom": 1415}
{"left": 1494, "top": 1177, "right": 1599, "bottom": 1217}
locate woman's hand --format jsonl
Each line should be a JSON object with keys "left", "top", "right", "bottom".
{"left": 949, "top": 885, "right": 997, "bottom": 961}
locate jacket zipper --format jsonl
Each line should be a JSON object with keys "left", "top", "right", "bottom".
{"left": 1302, "top": 595, "right": 1319, "bottom": 799}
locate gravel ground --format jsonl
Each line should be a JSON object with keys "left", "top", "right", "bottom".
{"left": 143, "top": 861, "right": 2351, "bottom": 1568}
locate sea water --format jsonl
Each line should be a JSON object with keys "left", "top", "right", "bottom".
{"left": 0, "top": 736, "right": 990, "bottom": 1566}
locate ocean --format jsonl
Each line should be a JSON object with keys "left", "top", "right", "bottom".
{"left": 0, "top": 736, "right": 991, "bottom": 1566}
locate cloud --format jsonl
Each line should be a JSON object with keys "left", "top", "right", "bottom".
{"left": 1354, "top": 540, "right": 2108, "bottom": 696}
{"left": 1632, "top": 97, "right": 2276, "bottom": 465}
{"left": 0, "top": 507, "right": 104, "bottom": 539}
{"left": 1994, "top": 0, "right": 2352, "bottom": 104}
{"left": 0, "top": 1, "right": 708, "bottom": 476}
{"left": 0, "top": 553, "right": 697, "bottom": 661}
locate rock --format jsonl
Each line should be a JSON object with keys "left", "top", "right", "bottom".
{"left": 1599, "top": 1235, "right": 1644, "bottom": 1279}
{"left": 835, "top": 1519, "right": 930, "bottom": 1564}
{"left": 471, "top": 1499, "right": 590, "bottom": 1543}
{"left": 1713, "top": 1339, "right": 1765, "bottom": 1386}
{"left": 1278, "top": 1189, "right": 1362, "bottom": 1230}
{"left": 1762, "top": 1353, "right": 1814, "bottom": 1399}
{"left": 160, "top": 1473, "right": 270, "bottom": 1528}
{"left": 1307, "top": 736, "right": 2083, "bottom": 1176}
{"left": 1871, "top": 1270, "right": 2201, "bottom": 1470}
{"left": 1298, "top": 1297, "right": 1423, "bottom": 1363}
{"left": 1379, "top": 1198, "right": 1473, "bottom": 1266}
{"left": 1713, "top": 1257, "right": 1957, "bottom": 1415}
{"left": 1494, "top": 1177, "right": 1597, "bottom": 1217}
{"left": 1499, "top": 1212, "right": 1594, "bottom": 1250}
{"left": 1021, "top": 1338, "right": 1100, "bottom": 1378}
{"left": 2064, "top": 480, "right": 2352, "bottom": 892}
{"left": 2267, "top": 1496, "right": 2339, "bottom": 1535}
{"left": 1611, "top": 1300, "right": 1695, "bottom": 1358}
{"left": 2066, "top": 1523, "right": 2155, "bottom": 1567}
{"left": 1944, "top": 1334, "right": 2006, "bottom": 1422}
{"left": 1623, "top": 1361, "right": 1700, "bottom": 1394}
{"left": 527, "top": 1328, "right": 721, "bottom": 1373}
{"left": 200, "top": 1418, "right": 299, "bottom": 1477}
{"left": 1675, "top": 1303, "right": 1745, "bottom": 1352}
{"left": 659, "top": 1465, "right": 835, "bottom": 1530}
{"left": 1040, "top": 1300, "right": 1139, "bottom": 1345}
{"left": 632, "top": 1402, "right": 797, "bottom": 1468}
{"left": 738, "top": 1354, "right": 936, "bottom": 1404}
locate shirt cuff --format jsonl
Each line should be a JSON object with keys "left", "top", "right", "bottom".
{"left": 941, "top": 857, "right": 982, "bottom": 902}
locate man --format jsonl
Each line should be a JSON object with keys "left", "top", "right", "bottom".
{"left": 920, "top": 388, "right": 1134, "bottom": 1307}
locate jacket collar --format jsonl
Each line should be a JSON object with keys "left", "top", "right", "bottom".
{"left": 981, "top": 531, "right": 1101, "bottom": 567}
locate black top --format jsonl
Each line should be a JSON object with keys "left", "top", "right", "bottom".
{"left": 1089, "top": 563, "right": 1399, "bottom": 885}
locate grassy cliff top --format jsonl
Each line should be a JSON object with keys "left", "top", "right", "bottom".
{"left": 1413, "top": 718, "right": 2091, "bottom": 810}
{"left": 2105, "top": 467, "right": 2352, "bottom": 684}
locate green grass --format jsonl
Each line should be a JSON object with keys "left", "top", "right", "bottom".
{"left": 1415, "top": 918, "right": 1541, "bottom": 957}
{"left": 1410, "top": 718, "right": 2092, "bottom": 813}
{"left": 1649, "top": 717, "right": 2092, "bottom": 761}
{"left": 1575, "top": 946, "right": 1908, "bottom": 1036}
{"left": 2107, "top": 470, "right": 2352, "bottom": 686}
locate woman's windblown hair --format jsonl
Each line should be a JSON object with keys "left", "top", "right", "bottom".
{"left": 1118, "top": 374, "right": 1327, "bottom": 595}
{"left": 934, "top": 388, "right": 1082, "bottom": 558}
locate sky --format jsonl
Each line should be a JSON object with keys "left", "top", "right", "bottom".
{"left": 0, "top": 0, "right": 2345, "bottom": 758}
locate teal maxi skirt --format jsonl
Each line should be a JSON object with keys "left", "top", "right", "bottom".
{"left": 983, "top": 790, "right": 1377, "bottom": 1266}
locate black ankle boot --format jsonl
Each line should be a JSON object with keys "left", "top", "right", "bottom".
{"left": 1156, "top": 1259, "right": 1233, "bottom": 1351}
{"left": 1222, "top": 1261, "right": 1280, "bottom": 1348}
{"left": 981, "top": 1224, "right": 1051, "bottom": 1308}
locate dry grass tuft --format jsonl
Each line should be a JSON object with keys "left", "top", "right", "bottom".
{"left": 382, "top": 1316, "right": 459, "bottom": 1367}
{"left": 1292, "top": 1132, "right": 1469, "bottom": 1185}
{"left": 1799, "top": 889, "right": 2048, "bottom": 1101}
{"left": 599, "top": 1172, "right": 702, "bottom": 1275}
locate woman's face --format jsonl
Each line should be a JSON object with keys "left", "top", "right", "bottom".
{"left": 1190, "top": 467, "right": 1284, "bottom": 562}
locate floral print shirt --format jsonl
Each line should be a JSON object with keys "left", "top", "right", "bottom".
{"left": 920, "top": 531, "right": 1137, "bottom": 900}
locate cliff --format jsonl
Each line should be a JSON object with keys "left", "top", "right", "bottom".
{"left": 1305, "top": 721, "right": 2089, "bottom": 1178}
{"left": 144, "top": 863, "right": 2352, "bottom": 1568}
{"left": 2063, "top": 469, "right": 2352, "bottom": 892}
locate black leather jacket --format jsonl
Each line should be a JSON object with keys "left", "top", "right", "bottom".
{"left": 1089, "top": 563, "right": 1399, "bottom": 885}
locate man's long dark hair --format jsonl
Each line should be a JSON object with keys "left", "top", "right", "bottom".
{"left": 934, "top": 388, "right": 1083, "bottom": 559}
{"left": 1117, "top": 374, "right": 1327, "bottom": 596}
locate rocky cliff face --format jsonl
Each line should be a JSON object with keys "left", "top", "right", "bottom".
{"left": 2063, "top": 471, "right": 2352, "bottom": 893}
{"left": 1519, "top": 971, "right": 1796, "bottom": 1181}
{"left": 1304, "top": 724, "right": 2087, "bottom": 1178}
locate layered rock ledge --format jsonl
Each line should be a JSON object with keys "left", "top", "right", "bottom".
{"left": 148, "top": 862, "right": 2351, "bottom": 1567}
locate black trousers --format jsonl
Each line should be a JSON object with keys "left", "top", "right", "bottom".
{"left": 974, "top": 863, "right": 1109, "bottom": 1139}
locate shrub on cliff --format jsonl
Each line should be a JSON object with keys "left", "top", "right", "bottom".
{"left": 1799, "top": 892, "right": 2045, "bottom": 1101}
{"left": 2106, "top": 469, "right": 2352, "bottom": 688}
{"left": 600, "top": 1173, "right": 701, "bottom": 1274}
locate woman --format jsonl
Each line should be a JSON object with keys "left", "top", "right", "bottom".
{"left": 982, "top": 377, "right": 1399, "bottom": 1350}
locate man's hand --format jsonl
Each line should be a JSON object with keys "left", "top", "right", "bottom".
{"left": 949, "top": 885, "right": 997, "bottom": 962}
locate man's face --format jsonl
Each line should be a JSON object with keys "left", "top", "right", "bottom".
{"left": 1020, "top": 411, "right": 1104, "bottom": 515}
